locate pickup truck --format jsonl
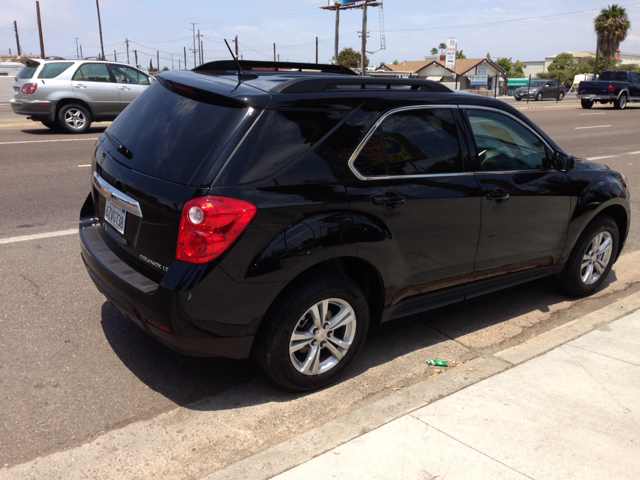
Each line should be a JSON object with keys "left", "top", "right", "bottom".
{"left": 577, "top": 70, "right": 640, "bottom": 109}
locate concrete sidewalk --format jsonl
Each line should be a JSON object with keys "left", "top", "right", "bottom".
{"left": 210, "top": 294, "right": 640, "bottom": 480}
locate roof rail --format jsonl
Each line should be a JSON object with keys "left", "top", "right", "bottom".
{"left": 271, "top": 76, "right": 453, "bottom": 94}
{"left": 193, "top": 60, "right": 357, "bottom": 76}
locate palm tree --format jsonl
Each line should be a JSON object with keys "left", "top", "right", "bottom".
{"left": 438, "top": 42, "right": 447, "bottom": 54}
{"left": 594, "top": 4, "right": 631, "bottom": 71}
{"left": 430, "top": 47, "right": 438, "bottom": 55}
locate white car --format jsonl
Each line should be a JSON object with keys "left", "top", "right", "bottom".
{"left": 10, "top": 58, "right": 153, "bottom": 133}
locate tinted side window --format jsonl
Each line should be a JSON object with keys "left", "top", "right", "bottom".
{"left": 382, "top": 108, "right": 462, "bottom": 175}
{"left": 38, "top": 62, "right": 74, "bottom": 79}
{"left": 220, "top": 109, "right": 348, "bottom": 184}
{"left": 72, "top": 63, "right": 112, "bottom": 82}
{"left": 631, "top": 72, "right": 640, "bottom": 84}
{"left": 466, "top": 109, "right": 549, "bottom": 171}
{"left": 17, "top": 65, "right": 38, "bottom": 79}
{"left": 353, "top": 128, "right": 387, "bottom": 176}
{"left": 110, "top": 65, "right": 150, "bottom": 85}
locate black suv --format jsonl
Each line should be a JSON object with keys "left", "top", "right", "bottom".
{"left": 80, "top": 60, "right": 630, "bottom": 391}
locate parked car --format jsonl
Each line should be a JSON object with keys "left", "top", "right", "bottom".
{"left": 577, "top": 70, "right": 640, "bottom": 109}
{"left": 10, "top": 58, "right": 153, "bottom": 133}
{"left": 514, "top": 79, "right": 565, "bottom": 101}
{"left": 80, "top": 60, "right": 630, "bottom": 391}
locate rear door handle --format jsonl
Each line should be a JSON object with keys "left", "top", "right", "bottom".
{"left": 372, "top": 193, "right": 405, "bottom": 210}
{"left": 119, "top": 86, "right": 131, "bottom": 90}
{"left": 486, "top": 189, "right": 510, "bottom": 204}
{"left": 74, "top": 84, "right": 87, "bottom": 89}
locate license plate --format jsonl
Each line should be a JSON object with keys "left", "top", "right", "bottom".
{"left": 104, "top": 199, "right": 126, "bottom": 235}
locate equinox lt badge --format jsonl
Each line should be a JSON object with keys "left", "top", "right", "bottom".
{"left": 140, "top": 255, "right": 169, "bottom": 272}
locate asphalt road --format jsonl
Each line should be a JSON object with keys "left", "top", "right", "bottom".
{"left": 1, "top": 103, "right": 640, "bottom": 469}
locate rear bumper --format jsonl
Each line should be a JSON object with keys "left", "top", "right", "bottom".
{"left": 576, "top": 94, "right": 614, "bottom": 101}
{"left": 79, "top": 194, "right": 257, "bottom": 359}
{"left": 10, "top": 98, "right": 56, "bottom": 121}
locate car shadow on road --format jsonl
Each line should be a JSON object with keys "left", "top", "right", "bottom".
{"left": 101, "top": 271, "right": 619, "bottom": 411}
{"left": 19, "top": 126, "right": 108, "bottom": 135}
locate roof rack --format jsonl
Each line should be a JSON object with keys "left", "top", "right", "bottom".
{"left": 271, "top": 76, "right": 452, "bottom": 94}
{"left": 193, "top": 60, "right": 357, "bottom": 76}
{"left": 44, "top": 56, "right": 66, "bottom": 60}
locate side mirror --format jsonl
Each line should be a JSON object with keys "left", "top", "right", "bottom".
{"left": 554, "top": 151, "right": 575, "bottom": 173}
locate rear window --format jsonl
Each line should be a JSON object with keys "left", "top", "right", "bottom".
{"left": 105, "top": 81, "right": 245, "bottom": 185}
{"left": 17, "top": 64, "right": 39, "bottom": 79}
{"left": 598, "top": 71, "right": 629, "bottom": 82}
{"left": 38, "top": 62, "right": 74, "bottom": 79}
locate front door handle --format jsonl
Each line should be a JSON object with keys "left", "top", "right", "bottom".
{"left": 486, "top": 189, "right": 510, "bottom": 204}
{"left": 372, "top": 192, "right": 406, "bottom": 210}
{"left": 119, "top": 86, "right": 131, "bottom": 91}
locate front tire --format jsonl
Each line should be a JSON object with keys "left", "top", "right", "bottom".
{"left": 560, "top": 215, "right": 619, "bottom": 296}
{"left": 255, "top": 275, "right": 369, "bottom": 391}
{"left": 535, "top": 92, "right": 543, "bottom": 101}
{"left": 557, "top": 92, "right": 564, "bottom": 101}
{"left": 581, "top": 99, "right": 594, "bottom": 109}
{"left": 58, "top": 104, "right": 92, "bottom": 133}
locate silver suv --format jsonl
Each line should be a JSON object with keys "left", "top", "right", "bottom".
{"left": 10, "top": 58, "right": 153, "bottom": 133}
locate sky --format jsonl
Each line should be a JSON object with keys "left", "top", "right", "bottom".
{"left": 2, "top": 0, "right": 640, "bottom": 70}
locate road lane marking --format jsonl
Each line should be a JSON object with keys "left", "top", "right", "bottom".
{"left": 575, "top": 125, "right": 611, "bottom": 129}
{"left": 587, "top": 151, "right": 640, "bottom": 161}
{"left": 78, "top": 164, "right": 91, "bottom": 167}
{"left": 0, "top": 229, "right": 76, "bottom": 245}
{"left": 0, "top": 138, "right": 99, "bottom": 145}
{"left": 579, "top": 113, "right": 606, "bottom": 115}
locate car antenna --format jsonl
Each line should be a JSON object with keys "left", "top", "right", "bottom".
{"left": 224, "top": 39, "right": 257, "bottom": 83}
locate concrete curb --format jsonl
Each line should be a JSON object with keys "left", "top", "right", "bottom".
{"left": 204, "top": 290, "right": 640, "bottom": 480}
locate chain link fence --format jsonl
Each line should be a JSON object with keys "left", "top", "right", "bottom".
{"left": 0, "top": 75, "right": 16, "bottom": 112}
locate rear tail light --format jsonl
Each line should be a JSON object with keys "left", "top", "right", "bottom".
{"left": 176, "top": 196, "right": 257, "bottom": 264}
{"left": 21, "top": 83, "right": 37, "bottom": 94}
{"left": 608, "top": 84, "right": 615, "bottom": 92}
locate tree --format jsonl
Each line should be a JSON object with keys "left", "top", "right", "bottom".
{"left": 438, "top": 42, "right": 447, "bottom": 53}
{"left": 379, "top": 61, "right": 386, "bottom": 67}
{"left": 486, "top": 52, "right": 491, "bottom": 58}
{"left": 392, "top": 59, "right": 399, "bottom": 65}
{"left": 337, "top": 47, "right": 368, "bottom": 69}
{"left": 456, "top": 50, "right": 466, "bottom": 59}
{"left": 540, "top": 52, "right": 578, "bottom": 87}
{"left": 594, "top": 4, "right": 631, "bottom": 70}
{"left": 496, "top": 57, "right": 525, "bottom": 78}
{"left": 575, "top": 53, "right": 614, "bottom": 75}
{"left": 430, "top": 47, "right": 438, "bottom": 55}
{"left": 162, "top": 66, "right": 169, "bottom": 71}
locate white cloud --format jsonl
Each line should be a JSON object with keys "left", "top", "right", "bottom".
{"left": 492, "top": 7, "right": 505, "bottom": 12}
{"left": 225, "top": 25, "right": 259, "bottom": 32}
{"left": 625, "top": 34, "right": 640, "bottom": 45}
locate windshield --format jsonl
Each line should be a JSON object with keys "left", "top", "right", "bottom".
{"left": 599, "top": 71, "right": 628, "bottom": 82}
{"left": 105, "top": 81, "right": 246, "bottom": 185}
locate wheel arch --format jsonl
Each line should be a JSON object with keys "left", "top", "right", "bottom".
{"left": 598, "top": 204, "right": 628, "bottom": 262}
{"left": 254, "top": 256, "right": 385, "bottom": 347}
{"left": 54, "top": 98, "right": 94, "bottom": 120}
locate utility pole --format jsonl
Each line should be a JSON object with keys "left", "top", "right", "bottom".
{"left": 75, "top": 38, "right": 79, "bottom": 58}
{"left": 157, "top": 51, "right": 160, "bottom": 72}
{"left": 235, "top": 35, "right": 238, "bottom": 57}
{"left": 134, "top": 49, "right": 137, "bottom": 66}
{"left": 273, "top": 43, "right": 276, "bottom": 62}
{"left": 184, "top": 46, "right": 187, "bottom": 70}
{"left": 197, "top": 29, "right": 201, "bottom": 65}
{"left": 361, "top": 0, "right": 367, "bottom": 76}
{"left": 114, "top": 50, "right": 117, "bottom": 61}
{"left": 335, "top": 5, "right": 340, "bottom": 64}
{"left": 96, "top": 0, "right": 105, "bottom": 60}
{"left": 125, "top": 38, "right": 130, "bottom": 64}
{"left": 316, "top": 36, "right": 318, "bottom": 64}
{"left": 191, "top": 23, "right": 197, "bottom": 69}
{"left": 201, "top": 40, "right": 204, "bottom": 65}
{"left": 80, "top": 45, "right": 83, "bottom": 59}
{"left": 178, "top": 58, "right": 181, "bottom": 70}
{"left": 171, "top": 54, "right": 174, "bottom": 70}
{"left": 14, "top": 21, "right": 21, "bottom": 56}
{"left": 36, "top": 1, "right": 45, "bottom": 59}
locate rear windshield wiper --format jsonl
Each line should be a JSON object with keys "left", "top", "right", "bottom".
{"left": 104, "top": 131, "right": 134, "bottom": 159}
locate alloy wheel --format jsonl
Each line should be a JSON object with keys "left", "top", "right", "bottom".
{"left": 63, "top": 108, "right": 86, "bottom": 130}
{"left": 289, "top": 298, "right": 357, "bottom": 376}
{"left": 581, "top": 231, "right": 613, "bottom": 285}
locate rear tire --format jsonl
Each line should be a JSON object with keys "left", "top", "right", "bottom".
{"left": 535, "top": 92, "right": 543, "bottom": 101}
{"left": 514, "top": 96, "right": 522, "bottom": 101}
{"left": 58, "top": 104, "right": 92, "bottom": 133}
{"left": 557, "top": 92, "right": 564, "bottom": 101}
{"left": 581, "top": 99, "right": 594, "bottom": 109}
{"left": 254, "top": 275, "right": 369, "bottom": 391}
{"left": 559, "top": 215, "right": 619, "bottom": 296}
{"left": 614, "top": 93, "right": 627, "bottom": 110}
